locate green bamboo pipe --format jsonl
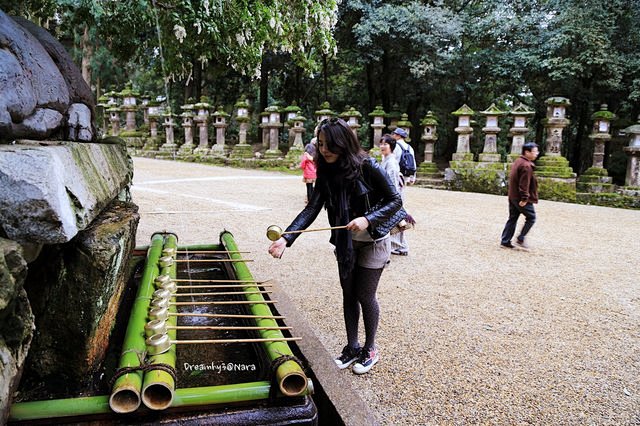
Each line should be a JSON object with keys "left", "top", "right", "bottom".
{"left": 9, "top": 379, "right": 314, "bottom": 422}
{"left": 219, "top": 231, "right": 309, "bottom": 397}
{"left": 141, "top": 233, "right": 178, "bottom": 410}
{"left": 109, "top": 233, "right": 164, "bottom": 413}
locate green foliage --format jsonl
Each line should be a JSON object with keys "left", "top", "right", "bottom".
{"left": 576, "top": 192, "right": 640, "bottom": 209}
{"left": 5, "top": 0, "right": 640, "bottom": 173}
{"left": 446, "top": 167, "right": 508, "bottom": 196}
{"left": 537, "top": 177, "right": 577, "bottom": 202}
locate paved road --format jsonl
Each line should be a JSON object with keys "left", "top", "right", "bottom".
{"left": 131, "top": 157, "right": 640, "bottom": 425}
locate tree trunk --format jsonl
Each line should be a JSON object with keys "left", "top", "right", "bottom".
{"left": 322, "top": 54, "right": 328, "bottom": 102}
{"left": 381, "top": 50, "right": 391, "bottom": 110}
{"left": 194, "top": 59, "right": 202, "bottom": 101}
{"left": 259, "top": 55, "right": 269, "bottom": 112}
{"left": 184, "top": 58, "right": 201, "bottom": 102}
{"left": 81, "top": 25, "right": 92, "bottom": 88}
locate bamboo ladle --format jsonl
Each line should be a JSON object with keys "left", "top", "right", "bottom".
{"left": 148, "top": 307, "right": 284, "bottom": 321}
{"left": 143, "top": 319, "right": 291, "bottom": 337}
{"left": 266, "top": 224, "right": 348, "bottom": 241}
{"left": 145, "top": 333, "right": 301, "bottom": 355}
{"left": 150, "top": 297, "right": 276, "bottom": 309}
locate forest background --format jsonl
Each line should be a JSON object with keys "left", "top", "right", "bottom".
{"left": 3, "top": 0, "right": 640, "bottom": 184}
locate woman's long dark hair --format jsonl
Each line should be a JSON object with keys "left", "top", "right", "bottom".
{"left": 314, "top": 118, "right": 367, "bottom": 183}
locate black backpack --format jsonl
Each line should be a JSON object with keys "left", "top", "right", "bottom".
{"left": 398, "top": 143, "right": 416, "bottom": 176}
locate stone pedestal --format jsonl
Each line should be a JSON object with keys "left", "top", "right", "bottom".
{"left": 194, "top": 118, "right": 210, "bottom": 155}
{"left": 478, "top": 131, "right": 501, "bottom": 163}
{"left": 264, "top": 125, "right": 283, "bottom": 158}
{"left": 231, "top": 122, "right": 253, "bottom": 159}
{"left": 123, "top": 107, "right": 136, "bottom": 132}
{"left": 178, "top": 113, "right": 195, "bottom": 156}
{"left": 159, "top": 113, "right": 177, "bottom": 155}
{"left": 211, "top": 122, "right": 230, "bottom": 154}
{"left": 108, "top": 108, "right": 120, "bottom": 136}
{"left": 624, "top": 146, "right": 640, "bottom": 187}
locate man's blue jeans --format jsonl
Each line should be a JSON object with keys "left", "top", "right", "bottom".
{"left": 501, "top": 198, "right": 536, "bottom": 244}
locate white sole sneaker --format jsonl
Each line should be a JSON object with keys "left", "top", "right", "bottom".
{"left": 352, "top": 353, "right": 379, "bottom": 375}
{"left": 335, "top": 357, "right": 358, "bottom": 369}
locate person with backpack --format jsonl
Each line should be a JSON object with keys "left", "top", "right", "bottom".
{"left": 392, "top": 128, "right": 417, "bottom": 185}
{"left": 390, "top": 128, "right": 416, "bottom": 255}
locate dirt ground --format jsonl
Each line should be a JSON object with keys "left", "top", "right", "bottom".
{"left": 131, "top": 157, "right": 640, "bottom": 425}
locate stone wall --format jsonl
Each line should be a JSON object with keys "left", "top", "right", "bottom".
{"left": 23, "top": 200, "right": 138, "bottom": 392}
{"left": 0, "top": 239, "right": 33, "bottom": 425}
{"left": 0, "top": 140, "right": 137, "bottom": 418}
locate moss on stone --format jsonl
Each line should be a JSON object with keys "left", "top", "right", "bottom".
{"left": 582, "top": 167, "right": 609, "bottom": 177}
{"left": 445, "top": 167, "right": 507, "bottom": 195}
{"left": 537, "top": 177, "right": 577, "bottom": 202}
{"left": 576, "top": 192, "right": 640, "bottom": 209}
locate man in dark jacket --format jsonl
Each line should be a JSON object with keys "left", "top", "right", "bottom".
{"left": 500, "top": 142, "right": 539, "bottom": 249}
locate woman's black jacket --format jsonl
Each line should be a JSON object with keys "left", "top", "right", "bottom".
{"left": 282, "top": 157, "right": 403, "bottom": 246}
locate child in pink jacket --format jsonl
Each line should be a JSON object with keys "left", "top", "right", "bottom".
{"left": 300, "top": 143, "right": 317, "bottom": 203}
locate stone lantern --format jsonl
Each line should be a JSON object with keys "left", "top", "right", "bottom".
{"left": 96, "top": 95, "right": 110, "bottom": 137}
{"left": 146, "top": 100, "right": 162, "bottom": 138}
{"left": 451, "top": 104, "right": 475, "bottom": 161}
{"left": 285, "top": 114, "right": 307, "bottom": 162}
{"left": 259, "top": 111, "right": 270, "bottom": 148}
{"left": 478, "top": 103, "right": 506, "bottom": 163}
{"left": 420, "top": 111, "right": 438, "bottom": 164}
{"left": 543, "top": 96, "right": 571, "bottom": 156}
{"left": 105, "top": 90, "right": 119, "bottom": 107}
{"left": 622, "top": 116, "right": 640, "bottom": 187}
{"left": 159, "top": 108, "right": 177, "bottom": 154}
{"left": 508, "top": 103, "right": 535, "bottom": 161}
{"left": 368, "top": 105, "right": 386, "bottom": 147}
{"left": 264, "top": 105, "right": 283, "bottom": 158}
{"left": 193, "top": 96, "right": 211, "bottom": 154}
{"left": 119, "top": 83, "right": 139, "bottom": 132}
{"left": 536, "top": 97, "right": 576, "bottom": 201}
{"left": 396, "top": 113, "right": 413, "bottom": 142}
{"left": 283, "top": 102, "right": 302, "bottom": 146}
{"left": 416, "top": 111, "right": 442, "bottom": 183}
{"left": 140, "top": 93, "right": 151, "bottom": 125}
{"left": 231, "top": 97, "right": 254, "bottom": 159}
{"left": 589, "top": 104, "right": 616, "bottom": 170}
{"left": 178, "top": 103, "right": 195, "bottom": 155}
{"left": 314, "top": 101, "right": 335, "bottom": 123}
{"left": 211, "top": 106, "right": 230, "bottom": 154}
{"left": 577, "top": 104, "right": 617, "bottom": 194}
{"left": 291, "top": 115, "right": 306, "bottom": 149}
{"left": 107, "top": 106, "right": 121, "bottom": 136}
{"left": 387, "top": 105, "right": 402, "bottom": 132}
{"left": 340, "top": 106, "right": 362, "bottom": 139}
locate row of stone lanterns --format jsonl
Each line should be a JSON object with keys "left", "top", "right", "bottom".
{"left": 98, "top": 86, "right": 638, "bottom": 188}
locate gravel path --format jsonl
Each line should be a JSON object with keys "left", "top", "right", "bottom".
{"left": 131, "top": 157, "right": 640, "bottom": 425}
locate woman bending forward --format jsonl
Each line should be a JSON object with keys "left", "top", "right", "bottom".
{"left": 268, "top": 118, "right": 402, "bottom": 374}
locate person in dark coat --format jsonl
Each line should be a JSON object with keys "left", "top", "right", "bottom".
{"left": 500, "top": 142, "right": 540, "bottom": 249}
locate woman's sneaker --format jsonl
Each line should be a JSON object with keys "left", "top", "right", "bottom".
{"left": 352, "top": 347, "right": 379, "bottom": 374}
{"left": 335, "top": 345, "right": 360, "bottom": 369}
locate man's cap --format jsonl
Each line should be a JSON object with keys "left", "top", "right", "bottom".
{"left": 393, "top": 128, "right": 408, "bottom": 138}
